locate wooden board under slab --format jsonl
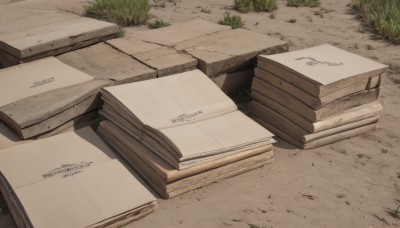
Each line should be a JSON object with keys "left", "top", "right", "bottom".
{"left": 252, "top": 77, "right": 380, "bottom": 122}
{"left": 248, "top": 100, "right": 379, "bottom": 143}
{"left": 254, "top": 67, "right": 381, "bottom": 109}
{"left": 97, "top": 121, "right": 274, "bottom": 199}
{"left": 251, "top": 114, "right": 377, "bottom": 149}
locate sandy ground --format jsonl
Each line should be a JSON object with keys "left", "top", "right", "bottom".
{"left": 1, "top": 0, "right": 400, "bottom": 227}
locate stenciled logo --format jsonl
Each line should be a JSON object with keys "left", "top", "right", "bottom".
{"left": 295, "top": 57, "right": 343, "bottom": 67}
{"left": 42, "top": 161, "right": 93, "bottom": 179}
{"left": 30, "top": 77, "right": 55, "bottom": 88}
{"left": 170, "top": 110, "right": 203, "bottom": 123}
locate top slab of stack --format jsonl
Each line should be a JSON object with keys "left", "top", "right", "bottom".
{"left": 0, "top": 3, "right": 118, "bottom": 67}
{"left": 57, "top": 43, "right": 157, "bottom": 85}
{"left": 130, "top": 18, "right": 231, "bottom": 46}
{"left": 258, "top": 44, "right": 388, "bottom": 97}
{"left": 174, "top": 28, "right": 289, "bottom": 77}
{"left": 107, "top": 36, "right": 197, "bottom": 77}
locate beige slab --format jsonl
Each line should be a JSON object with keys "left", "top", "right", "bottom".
{"left": 128, "top": 18, "right": 231, "bottom": 46}
{"left": 0, "top": 79, "right": 110, "bottom": 139}
{"left": 255, "top": 67, "right": 381, "bottom": 109}
{"left": 174, "top": 29, "right": 288, "bottom": 77}
{"left": 248, "top": 101, "right": 379, "bottom": 143}
{"left": 0, "top": 57, "right": 93, "bottom": 108}
{"left": 252, "top": 77, "right": 380, "bottom": 122}
{"left": 258, "top": 44, "right": 387, "bottom": 96}
{"left": 107, "top": 37, "right": 197, "bottom": 77}
{"left": 102, "top": 69, "right": 237, "bottom": 129}
{"left": 0, "top": 10, "right": 118, "bottom": 59}
{"left": 57, "top": 43, "right": 157, "bottom": 84}
{"left": 250, "top": 91, "right": 382, "bottom": 133}
{"left": 212, "top": 69, "right": 254, "bottom": 94}
{"left": 0, "top": 128, "right": 156, "bottom": 227}
{"left": 252, "top": 114, "right": 377, "bottom": 149}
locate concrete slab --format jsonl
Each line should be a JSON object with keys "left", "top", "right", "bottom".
{"left": 107, "top": 37, "right": 197, "bottom": 77}
{"left": 174, "top": 29, "right": 288, "bottom": 77}
{"left": 0, "top": 6, "right": 118, "bottom": 67}
{"left": 129, "top": 18, "right": 231, "bottom": 46}
{"left": 57, "top": 43, "right": 157, "bottom": 84}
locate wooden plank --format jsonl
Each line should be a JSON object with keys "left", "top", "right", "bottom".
{"left": 252, "top": 77, "right": 380, "bottom": 122}
{"left": 250, "top": 92, "right": 382, "bottom": 133}
{"left": 255, "top": 67, "right": 381, "bottom": 109}
{"left": 251, "top": 114, "right": 377, "bottom": 149}
{"left": 249, "top": 100, "right": 379, "bottom": 143}
{"left": 57, "top": 43, "right": 157, "bottom": 84}
{"left": 0, "top": 80, "right": 111, "bottom": 139}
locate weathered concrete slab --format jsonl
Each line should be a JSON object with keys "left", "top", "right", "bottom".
{"left": 211, "top": 69, "right": 254, "bottom": 94}
{"left": 0, "top": 6, "right": 118, "bottom": 67}
{"left": 129, "top": 18, "right": 230, "bottom": 46}
{"left": 174, "top": 29, "right": 288, "bottom": 77}
{"left": 57, "top": 43, "right": 157, "bottom": 84}
{"left": 107, "top": 37, "right": 197, "bottom": 77}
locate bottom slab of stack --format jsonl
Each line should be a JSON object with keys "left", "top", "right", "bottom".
{"left": 97, "top": 121, "right": 274, "bottom": 199}
{"left": 249, "top": 100, "right": 382, "bottom": 149}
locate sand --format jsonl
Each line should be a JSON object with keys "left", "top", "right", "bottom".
{"left": 0, "top": 0, "right": 399, "bottom": 227}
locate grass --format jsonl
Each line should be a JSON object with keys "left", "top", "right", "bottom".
{"left": 234, "top": 0, "right": 277, "bottom": 13}
{"left": 382, "top": 148, "right": 389, "bottom": 153}
{"left": 84, "top": 0, "right": 151, "bottom": 26}
{"left": 352, "top": 0, "right": 400, "bottom": 44}
{"left": 253, "top": 0, "right": 277, "bottom": 12}
{"left": 148, "top": 19, "right": 171, "bottom": 29}
{"left": 234, "top": 0, "right": 253, "bottom": 13}
{"left": 287, "top": 0, "right": 321, "bottom": 7}
{"left": 219, "top": 12, "right": 245, "bottom": 29}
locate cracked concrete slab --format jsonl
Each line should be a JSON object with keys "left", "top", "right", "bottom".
{"left": 57, "top": 43, "right": 157, "bottom": 84}
{"left": 174, "top": 29, "right": 289, "bottom": 77}
{"left": 107, "top": 37, "right": 197, "bottom": 77}
{"left": 0, "top": 4, "right": 118, "bottom": 68}
{"left": 130, "top": 18, "right": 231, "bottom": 46}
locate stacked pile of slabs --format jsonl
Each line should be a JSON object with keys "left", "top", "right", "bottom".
{"left": 108, "top": 19, "right": 288, "bottom": 94}
{"left": 0, "top": 127, "right": 157, "bottom": 227}
{"left": 0, "top": 57, "right": 111, "bottom": 141}
{"left": 0, "top": 3, "right": 118, "bottom": 68}
{"left": 249, "top": 44, "right": 387, "bottom": 149}
{"left": 97, "top": 69, "right": 275, "bottom": 198}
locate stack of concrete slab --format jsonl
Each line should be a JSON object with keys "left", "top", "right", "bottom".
{"left": 0, "top": 2, "right": 118, "bottom": 68}
{"left": 107, "top": 19, "right": 288, "bottom": 93}
{"left": 0, "top": 57, "right": 111, "bottom": 141}
{"left": 97, "top": 69, "right": 275, "bottom": 198}
{"left": 0, "top": 127, "right": 157, "bottom": 227}
{"left": 249, "top": 44, "right": 387, "bottom": 149}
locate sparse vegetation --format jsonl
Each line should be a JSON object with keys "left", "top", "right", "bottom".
{"left": 382, "top": 148, "right": 389, "bottom": 153}
{"left": 254, "top": 0, "right": 277, "bottom": 12}
{"left": 288, "top": 18, "right": 297, "bottom": 23}
{"left": 352, "top": 0, "right": 400, "bottom": 44}
{"left": 234, "top": 0, "right": 277, "bottom": 13}
{"left": 84, "top": 0, "right": 151, "bottom": 26}
{"left": 234, "top": 0, "right": 253, "bottom": 13}
{"left": 148, "top": 19, "right": 171, "bottom": 29}
{"left": 219, "top": 12, "right": 245, "bottom": 29}
{"left": 269, "top": 13, "right": 276, "bottom": 19}
{"left": 357, "top": 153, "right": 365, "bottom": 158}
{"left": 287, "top": 0, "right": 321, "bottom": 7}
